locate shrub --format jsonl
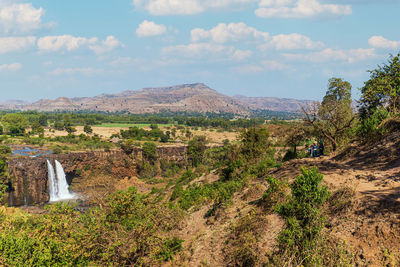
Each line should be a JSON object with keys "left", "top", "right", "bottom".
{"left": 120, "top": 139, "right": 135, "bottom": 154}
{"left": 260, "top": 176, "right": 288, "bottom": 212}
{"left": 276, "top": 167, "right": 330, "bottom": 266}
{"left": 142, "top": 142, "right": 157, "bottom": 162}
{"left": 188, "top": 135, "right": 207, "bottom": 167}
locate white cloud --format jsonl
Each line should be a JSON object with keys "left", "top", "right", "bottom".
{"left": 255, "top": 0, "right": 352, "bottom": 18}
{"left": 233, "top": 60, "right": 289, "bottom": 74}
{"left": 162, "top": 43, "right": 251, "bottom": 61}
{"left": 269, "top": 33, "right": 324, "bottom": 50}
{"left": 0, "top": 62, "right": 22, "bottom": 72}
{"left": 0, "top": 3, "right": 45, "bottom": 33}
{"left": 136, "top": 20, "right": 167, "bottom": 37}
{"left": 191, "top": 22, "right": 323, "bottom": 50}
{"left": 368, "top": 36, "right": 400, "bottom": 50}
{"left": 0, "top": 36, "right": 36, "bottom": 53}
{"left": 89, "top": 36, "right": 123, "bottom": 54}
{"left": 191, "top": 22, "right": 269, "bottom": 43}
{"left": 38, "top": 35, "right": 98, "bottom": 52}
{"left": 133, "top": 0, "right": 255, "bottom": 15}
{"left": 38, "top": 35, "right": 122, "bottom": 54}
{"left": 50, "top": 67, "right": 104, "bottom": 76}
{"left": 284, "top": 48, "right": 376, "bottom": 63}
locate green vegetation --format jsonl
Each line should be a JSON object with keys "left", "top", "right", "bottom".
{"left": 1, "top": 113, "right": 29, "bottom": 136}
{"left": 1, "top": 52, "right": 400, "bottom": 266}
{"left": 0, "top": 145, "right": 11, "bottom": 203}
{"left": 275, "top": 167, "right": 331, "bottom": 266}
{"left": 95, "top": 123, "right": 174, "bottom": 128}
{"left": 0, "top": 188, "right": 183, "bottom": 266}
{"left": 303, "top": 78, "right": 355, "bottom": 151}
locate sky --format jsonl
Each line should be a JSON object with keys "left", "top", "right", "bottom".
{"left": 0, "top": 0, "right": 399, "bottom": 102}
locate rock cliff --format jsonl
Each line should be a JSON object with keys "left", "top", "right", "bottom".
{"left": 8, "top": 146, "right": 188, "bottom": 206}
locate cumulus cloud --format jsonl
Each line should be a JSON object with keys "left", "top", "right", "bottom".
{"left": 0, "top": 3, "right": 45, "bottom": 33}
{"left": 191, "top": 22, "right": 323, "bottom": 50}
{"left": 162, "top": 43, "right": 252, "bottom": 61}
{"left": 0, "top": 36, "right": 36, "bottom": 53}
{"left": 38, "top": 35, "right": 122, "bottom": 53}
{"left": 191, "top": 22, "right": 269, "bottom": 43}
{"left": 368, "top": 36, "right": 400, "bottom": 50}
{"left": 89, "top": 36, "right": 123, "bottom": 54}
{"left": 284, "top": 48, "right": 376, "bottom": 63}
{"left": 133, "top": 0, "right": 255, "bottom": 15}
{"left": 0, "top": 62, "right": 22, "bottom": 72}
{"left": 136, "top": 20, "right": 167, "bottom": 37}
{"left": 255, "top": 0, "right": 352, "bottom": 18}
{"left": 269, "top": 33, "right": 324, "bottom": 50}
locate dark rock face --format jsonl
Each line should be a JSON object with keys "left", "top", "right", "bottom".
{"left": 8, "top": 146, "right": 189, "bottom": 206}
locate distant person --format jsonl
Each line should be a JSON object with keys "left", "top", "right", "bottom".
{"left": 313, "top": 141, "right": 318, "bottom": 157}
{"left": 307, "top": 144, "right": 313, "bottom": 157}
{"left": 319, "top": 139, "right": 324, "bottom": 156}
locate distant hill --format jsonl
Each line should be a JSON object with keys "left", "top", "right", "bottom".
{"left": 0, "top": 83, "right": 313, "bottom": 115}
{"left": 233, "top": 95, "right": 313, "bottom": 113}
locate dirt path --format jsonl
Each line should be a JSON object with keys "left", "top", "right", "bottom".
{"left": 272, "top": 154, "right": 400, "bottom": 266}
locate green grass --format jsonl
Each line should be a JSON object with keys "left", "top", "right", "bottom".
{"left": 94, "top": 123, "right": 175, "bottom": 128}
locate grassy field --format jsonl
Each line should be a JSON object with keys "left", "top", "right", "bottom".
{"left": 94, "top": 123, "right": 175, "bottom": 128}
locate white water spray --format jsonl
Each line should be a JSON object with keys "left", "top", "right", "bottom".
{"left": 47, "top": 160, "right": 75, "bottom": 201}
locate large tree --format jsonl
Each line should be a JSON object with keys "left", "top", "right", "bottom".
{"left": 302, "top": 78, "right": 355, "bottom": 151}
{"left": 359, "top": 53, "right": 400, "bottom": 119}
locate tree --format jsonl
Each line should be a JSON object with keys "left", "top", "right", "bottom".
{"left": 38, "top": 114, "right": 48, "bottom": 126}
{"left": 302, "top": 78, "right": 355, "bottom": 151}
{"left": 359, "top": 53, "right": 400, "bottom": 118}
{"left": 84, "top": 124, "right": 93, "bottom": 135}
{"left": 188, "top": 135, "right": 208, "bottom": 167}
{"left": 54, "top": 120, "right": 64, "bottom": 131}
{"left": 31, "top": 121, "right": 44, "bottom": 136}
{"left": 1, "top": 113, "right": 29, "bottom": 136}
{"left": 65, "top": 125, "right": 77, "bottom": 135}
{"left": 142, "top": 142, "right": 157, "bottom": 163}
{"left": 285, "top": 124, "right": 311, "bottom": 156}
{"left": 239, "top": 127, "right": 270, "bottom": 161}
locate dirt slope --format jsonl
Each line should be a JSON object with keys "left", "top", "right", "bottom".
{"left": 170, "top": 133, "right": 400, "bottom": 266}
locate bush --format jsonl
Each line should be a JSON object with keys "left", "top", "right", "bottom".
{"left": 357, "top": 107, "right": 389, "bottom": 140}
{"left": 260, "top": 176, "right": 288, "bottom": 212}
{"left": 188, "top": 135, "right": 207, "bottom": 167}
{"left": 120, "top": 139, "right": 135, "bottom": 154}
{"left": 276, "top": 167, "right": 330, "bottom": 266}
{"left": 142, "top": 142, "right": 157, "bottom": 162}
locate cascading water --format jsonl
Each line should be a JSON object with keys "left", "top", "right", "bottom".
{"left": 47, "top": 160, "right": 58, "bottom": 201}
{"left": 47, "top": 160, "right": 75, "bottom": 201}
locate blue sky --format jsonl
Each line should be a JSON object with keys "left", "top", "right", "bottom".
{"left": 0, "top": 0, "right": 399, "bottom": 102}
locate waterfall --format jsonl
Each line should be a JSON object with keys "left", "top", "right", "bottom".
{"left": 47, "top": 160, "right": 75, "bottom": 201}
{"left": 47, "top": 160, "right": 58, "bottom": 201}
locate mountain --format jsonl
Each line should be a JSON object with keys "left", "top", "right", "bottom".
{"left": 233, "top": 95, "right": 314, "bottom": 113}
{"left": 0, "top": 83, "right": 313, "bottom": 114}
{"left": 0, "top": 100, "right": 30, "bottom": 110}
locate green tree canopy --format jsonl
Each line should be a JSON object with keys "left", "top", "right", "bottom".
{"left": 359, "top": 53, "right": 400, "bottom": 119}
{"left": 1, "top": 113, "right": 29, "bottom": 136}
{"left": 303, "top": 78, "right": 355, "bottom": 151}
{"left": 188, "top": 135, "right": 208, "bottom": 167}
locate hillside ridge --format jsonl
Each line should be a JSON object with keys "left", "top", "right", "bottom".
{"left": 0, "top": 83, "right": 312, "bottom": 114}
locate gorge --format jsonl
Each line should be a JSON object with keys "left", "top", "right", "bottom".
{"left": 7, "top": 146, "right": 188, "bottom": 206}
